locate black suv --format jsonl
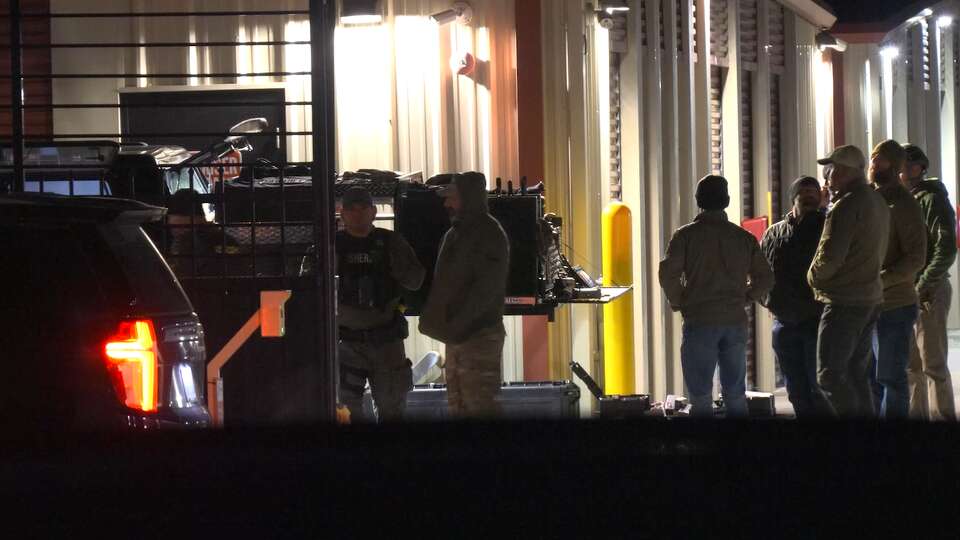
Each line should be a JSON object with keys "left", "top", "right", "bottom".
{"left": 0, "top": 194, "right": 210, "bottom": 429}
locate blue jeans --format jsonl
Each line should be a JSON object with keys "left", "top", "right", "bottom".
{"left": 872, "top": 304, "right": 919, "bottom": 419}
{"left": 680, "top": 323, "right": 747, "bottom": 418}
{"left": 772, "top": 318, "right": 819, "bottom": 418}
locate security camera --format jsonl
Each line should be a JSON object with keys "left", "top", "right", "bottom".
{"left": 815, "top": 30, "right": 848, "bottom": 52}
{"left": 597, "top": 10, "right": 615, "bottom": 29}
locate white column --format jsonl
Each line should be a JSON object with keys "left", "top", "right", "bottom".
{"left": 752, "top": 0, "right": 774, "bottom": 392}
{"left": 643, "top": 0, "right": 670, "bottom": 399}
{"left": 619, "top": 0, "right": 650, "bottom": 394}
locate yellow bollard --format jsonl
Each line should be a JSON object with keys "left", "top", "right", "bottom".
{"left": 602, "top": 202, "right": 635, "bottom": 395}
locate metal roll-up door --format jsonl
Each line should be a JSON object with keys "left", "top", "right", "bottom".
{"left": 769, "top": 2, "right": 785, "bottom": 71}
{"left": 641, "top": 0, "right": 647, "bottom": 48}
{"left": 691, "top": 0, "right": 698, "bottom": 62}
{"left": 769, "top": 1, "right": 785, "bottom": 219}
{"left": 738, "top": 0, "right": 758, "bottom": 68}
{"left": 659, "top": 0, "right": 665, "bottom": 51}
{"left": 922, "top": 20, "right": 932, "bottom": 90}
{"left": 710, "top": 0, "right": 728, "bottom": 63}
{"left": 675, "top": 0, "right": 683, "bottom": 55}
{"left": 770, "top": 75, "right": 782, "bottom": 221}
{"left": 741, "top": 71, "right": 757, "bottom": 389}
{"left": 907, "top": 25, "right": 916, "bottom": 85}
{"left": 741, "top": 75, "right": 753, "bottom": 217}
{"left": 710, "top": 65, "right": 724, "bottom": 175}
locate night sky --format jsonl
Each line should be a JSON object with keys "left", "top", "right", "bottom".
{"left": 824, "top": 0, "right": 926, "bottom": 25}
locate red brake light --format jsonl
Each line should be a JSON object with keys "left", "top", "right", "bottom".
{"left": 104, "top": 320, "right": 158, "bottom": 412}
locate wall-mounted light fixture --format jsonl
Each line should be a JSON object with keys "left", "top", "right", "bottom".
{"left": 600, "top": 0, "right": 630, "bottom": 14}
{"left": 816, "top": 30, "right": 847, "bottom": 52}
{"left": 880, "top": 45, "right": 900, "bottom": 59}
{"left": 341, "top": 0, "right": 382, "bottom": 25}
{"left": 938, "top": 15, "right": 954, "bottom": 28}
{"left": 430, "top": 1, "right": 473, "bottom": 26}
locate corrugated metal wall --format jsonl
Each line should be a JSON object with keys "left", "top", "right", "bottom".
{"left": 608, "top": 0, "right": 826, "bottom": 399}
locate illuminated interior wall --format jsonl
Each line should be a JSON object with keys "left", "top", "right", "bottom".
{"left": 335, "top": 0, "right": 524, "bottom": 381}
{"left": 50, "top": 0, "right": 527, "bottom": 381}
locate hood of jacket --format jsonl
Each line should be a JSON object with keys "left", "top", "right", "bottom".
{"left": 912, "top": 178, "right": 950, "bottom": 199}
{"left": 451, "top": 171, "right": 490, "bottom": 225}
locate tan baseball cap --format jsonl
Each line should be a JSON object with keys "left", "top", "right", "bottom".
{"left": 817, "top": 145, "right": 866, "bottom": 170}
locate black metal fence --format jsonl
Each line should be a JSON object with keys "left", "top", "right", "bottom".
{"left": 2, "top": 0, "right": 339, "bottom": 425}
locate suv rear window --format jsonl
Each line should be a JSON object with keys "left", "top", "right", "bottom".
{"left": 97, "top": 224, "right": 193, "bottom": 315}
{"left": 1, "top": 224, "right": 120, "bottom": 326}
{"left": 1, "top": 221, "right": 192, "bottom": 321}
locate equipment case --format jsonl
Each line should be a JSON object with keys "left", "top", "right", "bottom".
{"left": 362, "top": 381, "right": 581, "bottom": 421}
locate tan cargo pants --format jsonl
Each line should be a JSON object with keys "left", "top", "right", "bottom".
{"left": 444, "top": 329, "right": 505, "bottom": 418}
{"left": 908, "top": 280, "right": 956, "bottom": 421}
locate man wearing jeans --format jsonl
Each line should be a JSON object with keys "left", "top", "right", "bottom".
{"left": 900, "top": 144, "right": 958, "bottom": 420}
{"left": 659, "top": 175, "right": 773, "bottom": 417}
{"left": 760, "top": 177, "right": 826, "bottom": 418}
{"left": 808, "top": 145, "right": 890, "bottom": 417}
{"left": 868, "top": 140, "right": 926, "bottom": 419}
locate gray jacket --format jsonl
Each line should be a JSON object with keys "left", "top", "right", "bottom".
{"left": 419, "top": 173, "right": 510, "bottom": 345}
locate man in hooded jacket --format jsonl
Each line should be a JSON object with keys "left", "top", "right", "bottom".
{"left": 420, "top": 172, "right": 510, "bottom": 417}
{"left": 901, "top": 144, "right": 958, "bottom": 420}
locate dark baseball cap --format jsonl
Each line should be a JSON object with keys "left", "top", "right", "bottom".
{"left": 903, "top": 143, "right": 930, "bottom": 171}
{"left": 341, "top": 186, "right": 374, "bottom": 208}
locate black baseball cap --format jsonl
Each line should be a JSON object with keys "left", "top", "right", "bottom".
{"left": 341, "top": 186, "right": 374, "bottom": 208}
{"left": 903, "top": 144, "right": 930, "bottom": 172}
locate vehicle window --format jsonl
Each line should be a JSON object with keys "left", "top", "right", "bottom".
{"left": 25, "top": 178, "right": 112, "bottom": 196}
{"left": 98, "top": 224, "right": 193, "bottom": 315}
{"left": 0, "top": 224, "right": 127, "bottom": 329}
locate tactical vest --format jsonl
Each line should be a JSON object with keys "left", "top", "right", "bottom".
{"left": 335, "top": 228, "right": 398, "bottom": 309}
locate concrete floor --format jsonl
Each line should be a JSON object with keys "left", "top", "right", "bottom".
{"left": 773, "top": 329, "right": 960, "bottom": 417}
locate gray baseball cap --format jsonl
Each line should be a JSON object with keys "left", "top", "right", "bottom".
{"left": 817, "top": 145, "right": 866, "bottom": 170}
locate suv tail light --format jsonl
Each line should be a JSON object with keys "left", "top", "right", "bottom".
{"left": 104, "top": 320, "right": 159, "bottom": 412}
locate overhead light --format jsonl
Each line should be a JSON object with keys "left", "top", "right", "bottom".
{"left": 815, "top": 30, "right": 847, "bottom": 52}
{"left": 341, "top": 0, "right": 382, "bottom": 25}
{"left": 880, "top": 45, "right": 900, "bottom": 59}
{"left": 601, "top": 0, "right": 630, "bottom": 14}
{"left": 430, "top": 1, "right": 473, "bottom": 26}
{"left": 938, "top": 16, "right": 954, "bottom": 28}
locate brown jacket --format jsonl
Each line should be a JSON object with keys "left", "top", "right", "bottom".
{"left": 659, "top": 210, "right": 774, "bottom": 325}
{"left": 876, "top": 182, "right": 926, "bottom": 310}
{"left": 807, "top": 181, "right": 890, "bottom": 306}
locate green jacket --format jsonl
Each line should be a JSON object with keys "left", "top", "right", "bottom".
{"left": 912, "top": 179, "right": 958, "bottom": 299}
{"left": 659, "top": 210, "right": 773, "bottom": 325}
{"left": 808, "top": 181, "right": 890, "bottom": 306}
{"left": 876, "top": 182, "right": 926, "bottom": 311}
{"left": 419, "top": 173, "right": 510, "bottom": 345}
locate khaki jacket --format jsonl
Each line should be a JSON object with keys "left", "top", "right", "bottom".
{"left": 876, "top": 182, "right": 926, "bottom": 311}
{"left": 659, "top": 210, "right": 773, "bottom": 325}
{"left": 807, "top": 181, "right": 890, "bottom": 306}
